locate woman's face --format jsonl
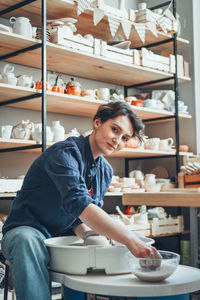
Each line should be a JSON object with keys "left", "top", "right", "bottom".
{"left": 90, "top": 115, "right": 134, "bottom": 159}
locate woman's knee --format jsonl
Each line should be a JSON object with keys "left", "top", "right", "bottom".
{"left": 3, "top": 226, "right": 49, "bottom": 262}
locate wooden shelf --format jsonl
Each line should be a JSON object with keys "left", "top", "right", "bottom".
{"left": 0, "top": 193, "right": 16, "bottom": 198}
{"left": 122, "top": 190, "right": 200, "bottom": 207}
{"left": 0, "top": 31, "right": 191, "bottom": 87}
{"left": 0, "top": 138, "right": 37, "bottom": 149}
{"left": 107, "top": 148, "right": 194, "bottom": 158}
{"left": 0, "top": 138, "right": 194, "bottom": 156}
{"left": 148, "top": 230, "right": 190, "bottom": 238}
{"left": 0, "top": 0, "right": 189, "bottom": 51}
{"left": 0, "top": 83, "right": 192, "bottom": 121}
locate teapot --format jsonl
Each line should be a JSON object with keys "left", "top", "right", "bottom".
{"left": 17, "top": 75, "right": 35, "bottom": 88}
{"left": 66, "top": 77, "right": 81, "bottom": 96}
{"left": 12, "top": 120, "right": 34, "bottom": 140}
{"left": 0, "top": 64, "right": 17, "bottom": 85}
{"left": 10, "top": 17, "right": 32, "bottom": 38}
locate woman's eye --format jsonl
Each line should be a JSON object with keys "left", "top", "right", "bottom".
{"left": 112, "top": 127, "right": 118, "bottom": 133}
{"left": 122, "top": 136, "right": 129, "bottom": 142}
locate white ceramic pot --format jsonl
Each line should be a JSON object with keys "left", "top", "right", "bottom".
{"left": 0, "top": 125, "right": 13, "bottom": 139}
{"left": 51, "top": 121, "right": 65, "bottom": 142}
{"left": 44, "top": 236, "right": 154, "bottom": 275}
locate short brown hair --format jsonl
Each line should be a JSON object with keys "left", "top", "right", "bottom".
{"left": 93, "top": 101, "right": 144, "bottom": 141}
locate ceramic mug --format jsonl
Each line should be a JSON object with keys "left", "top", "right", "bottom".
{"left": 95, "top": 88, "right": 110, "bottom": 101}
{"left": 159, "top": 138, "right": 173, "bottom": 151}
{"left": 144, "top": 138, "right": 160, "bottom": 151}
{"left": 0, "top": 125, "right": 13, "bottom": 139}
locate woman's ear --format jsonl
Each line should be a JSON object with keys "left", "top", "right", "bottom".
{"left": 93, "top": 118, "right": 102, "bottom": 129}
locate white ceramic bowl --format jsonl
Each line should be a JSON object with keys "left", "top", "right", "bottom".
{"left": 127, "top": 250, "right": 180, "bottom": 282}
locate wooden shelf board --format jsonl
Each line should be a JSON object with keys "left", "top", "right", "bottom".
{"left": 0, "top": 84, "right": 191, "bottom": 120}
{"left": 0, "top": 31, "right": 190, "bottom": 87}
{"left": 0, "top": 193, "right": 16, "bottom": 198}
{"left": 107, "top": 148, "right": 194, "bottom": 158}
{"left": 0, "top": 136, "right": 194, "bottom": 157}
{"left": 122, "top": 191, "right": 200, "bottom": 207}
{"left": 0, "top": 138, "right": 36, "bottom": 149}
{"left": 0, "top": 1, "right": 189, "bottom": 51}
{"left": 148, "top": 230, "right": 190, "bottom": 238}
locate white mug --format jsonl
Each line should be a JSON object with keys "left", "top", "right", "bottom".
{"left": 0, "top": 125, "right": 13, "bottom": 139}
{"left": 159, "top": 138, "right": 174, "bottom": 151}
{"left": 95, "top": 88, "right": 110, "bottom": 101}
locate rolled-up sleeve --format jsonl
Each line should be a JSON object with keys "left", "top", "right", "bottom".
{"left": 43, "top": 146, "right": 93, "bottom": 217}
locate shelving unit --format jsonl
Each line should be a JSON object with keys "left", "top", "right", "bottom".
{"left": 0, "top": 0, "right": 196, "bottom": 264}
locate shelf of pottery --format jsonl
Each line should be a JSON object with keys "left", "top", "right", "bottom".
{"left": 0, "top": 0, "right": 193, "bottom": 159}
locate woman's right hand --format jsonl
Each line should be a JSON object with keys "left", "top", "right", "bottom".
{"left": 126, "top": 233, "right": 157, "bottom": 258}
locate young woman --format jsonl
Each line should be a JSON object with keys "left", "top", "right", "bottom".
{"left": 2, "top": 101, "right": 156, "bottom": 300}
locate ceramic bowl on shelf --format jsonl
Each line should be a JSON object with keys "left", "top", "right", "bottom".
{"left": 127, "top": 250, "right": 180, "bottom": 282}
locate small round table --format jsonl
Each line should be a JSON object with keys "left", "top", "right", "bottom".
{"left": 50, "top": 265, "right": 200, "bottom": 299}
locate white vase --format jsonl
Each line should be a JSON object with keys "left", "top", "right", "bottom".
{"left": 51, "top": 121, "right": 65, "bottom": 142}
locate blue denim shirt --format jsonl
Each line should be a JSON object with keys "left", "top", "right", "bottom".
{"left": 3, "top": 135, "right": 113, "bottom": 238}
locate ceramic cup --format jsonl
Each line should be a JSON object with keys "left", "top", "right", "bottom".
{"left": 95, "top": 88, "right": 110, "bottom": 101}
{"left": 144, "top": 138, "right": 160, "bottom": 151}
{"left": 0, "top": 125, "right": 13, "bottom": 139}
{"left": 159, "top": 138, "right": 174, "bottom": 151}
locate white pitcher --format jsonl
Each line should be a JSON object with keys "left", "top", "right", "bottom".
{"left": 10, "top": 17, "right": 32, "bottom": 38}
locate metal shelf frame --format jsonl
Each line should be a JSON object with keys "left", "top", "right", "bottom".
{"left": 0, "top": 0, "right": 47, "bottom": 153}
{"left": 124, "top": 0, "right": 181, "bottom": 180}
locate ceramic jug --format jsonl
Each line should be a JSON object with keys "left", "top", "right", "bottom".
{"left": 32, "top": 123, "right": 54, "bottom": 143}
{"left": 159, "top": 138, "right": 174, "bottom": 151}
{"left": 51, "top": 121, "right": 65, "bottom": 142}
{"left": 10, "top": 17, "right": 32, "bottom": 38}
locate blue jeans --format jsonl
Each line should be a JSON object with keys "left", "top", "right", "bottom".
{"left": 2, "top": 226, "right": 51, "bottom": 300}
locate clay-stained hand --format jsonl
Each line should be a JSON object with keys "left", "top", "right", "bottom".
{"left": 127, "top": 234, "right": 157, "bottom": 258}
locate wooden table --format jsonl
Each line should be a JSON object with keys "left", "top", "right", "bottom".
{"left": 122, "top": 189, "right": 200, "bottom": 267}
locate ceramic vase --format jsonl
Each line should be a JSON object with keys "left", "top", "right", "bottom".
{"left": 51, "top": 121, "right": 65, "bottom": 142}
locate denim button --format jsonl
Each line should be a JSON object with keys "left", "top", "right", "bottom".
{"left": 88, "top": 174, "right": 91, "bottom": 177}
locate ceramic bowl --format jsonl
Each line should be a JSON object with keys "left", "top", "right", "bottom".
{"left": 127, "top": 250, "right": 180, "bottom": 282}
{"left": 145, "top": 183, "right": 162, "bottom": 192}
